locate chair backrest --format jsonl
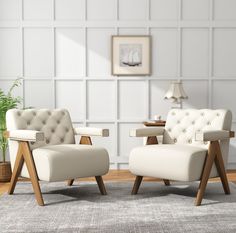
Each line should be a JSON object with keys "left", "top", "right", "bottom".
{"left": 6, "top": 108, "right": 75, "bottom": 148}
{"left": 6, "top": 109, "right": 75, "bottom": 167}
{"left": 163, "top": 109, "right": 232, "bottom": 164}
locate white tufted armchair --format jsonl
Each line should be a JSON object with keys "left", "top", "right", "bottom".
{"left": 5, "top": 109, "right": 110, "bottom": 206}
{"left": 129, "top": 109, "right": 234, "bottom": 206}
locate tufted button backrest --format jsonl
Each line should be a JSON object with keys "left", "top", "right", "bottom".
{"left": 6, "top": 109, "right": 75, "bottom": 150}
{"left": 164, "top": 109, "right": 232, "bottom": 145}
{"left": 163, "top": 109, "right": 232, "bottom": 164}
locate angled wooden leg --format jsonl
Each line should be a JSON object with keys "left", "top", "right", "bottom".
{"left": 21, "top": 142, "right": 44, "bottom": 206}
{"left": 67, "top": 179, "right": 74, "bottom": 186}
{"left": 146, "top": 136, "right": 158, "bottom": 145}
{"left": 195, "top": 141, "right": 216, "bottom": 206}
{"left": 95, "top": 176, "right": 107, "bottom": 195}
{"left": 8, "top": 143, "right": 24, "bottom": 195}
{"left": 163, "top": 179, "right": 170, "bottom": 186}
{"left": 131, "top": 176, "right": 143, "bottom": 195}
{"left": 214, "top": 141, "right": 230, "bottom": 194}
{"left": 80, "top": 136, "right": 92, "bottom": 145}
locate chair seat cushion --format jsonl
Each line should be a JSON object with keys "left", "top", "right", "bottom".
{"left": 129, "top": 144, "right": 217, "bottom": 181}
{"left": 21, "top": 144, "right": 109, "bottom": 182}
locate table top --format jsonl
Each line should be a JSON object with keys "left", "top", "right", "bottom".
{"left": 143, "top": 121, "right": 166, "bottom": 127}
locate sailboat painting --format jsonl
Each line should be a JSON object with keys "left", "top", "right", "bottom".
{"left": 119, "top": 44, "right": 142, "bottom": 67}
{"left": 112, "top": 35, "right": 151, "bottom": 76}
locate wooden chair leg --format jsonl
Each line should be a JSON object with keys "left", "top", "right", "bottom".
{"left": 146, "top": 136, "right": 158, "bottom": 145}
{"left": 67, "top": 179, "right": 74, "bottom": 186}
{"left": 21, "top": 142, "right": 44, "bottom": 206}
{"left": 131, "top": 176, "right": 143, "bottom": 195}
{"left": 95, "top": 176, "right": 107, "bottom": 195}
{"left": 163, "top": 179, "right": 170, "bottom": 186}
{"left": 80, "top": 136, "right": 92, "bottom": 145}
{"left": 8, "top": 143, "right": 24, "bottom": 195}
{"left": 214, "top": 141, "right": 230, "bottom": 194}
{"left": 195, "top": 141, "right": 216, "bottom": 206}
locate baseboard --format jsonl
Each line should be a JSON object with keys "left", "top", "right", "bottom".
{"left": 227, "top": 163, "right": 236, "bottom": 170}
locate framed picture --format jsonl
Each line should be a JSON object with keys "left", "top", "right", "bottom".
{"left": 111, "top": 35, "right": 151, "bottom": 76}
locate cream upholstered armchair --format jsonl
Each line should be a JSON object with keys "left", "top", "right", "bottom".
{"left": 129, "top": 109, "right": 234, "bottom": 206}
{"left": 5, "top": 109, "right": 110, "bottom": 206}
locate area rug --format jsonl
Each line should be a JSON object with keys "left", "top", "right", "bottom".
{"left": 1, "top": 181, "right": 236, "bottom": 233}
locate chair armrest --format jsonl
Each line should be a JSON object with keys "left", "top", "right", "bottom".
{"left": 195, "top": 130, "right": 234, "bottom": 142}
{"left": 4, "top": 130, "right": 45, "bottom": 142}
{"left": 73, "top": 127, "right": 109, "bottom": 137}
{"left": 130, "top": 127, "right": 165, "bottom": 137}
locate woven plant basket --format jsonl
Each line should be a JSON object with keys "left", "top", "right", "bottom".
{"left": 0, "top": 162, "right": 12, "bottom": 182}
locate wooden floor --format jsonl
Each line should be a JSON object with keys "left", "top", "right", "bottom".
{"left": 1, "top": 170, "right": 236, "bottom": 195}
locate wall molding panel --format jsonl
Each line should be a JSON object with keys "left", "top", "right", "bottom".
{"left": 0, "top": 0, "right": 236, "bottom": 169}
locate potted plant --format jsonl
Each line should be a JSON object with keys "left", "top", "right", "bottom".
{"left": 0, "top": 78, "right": 22, "bottom": 182}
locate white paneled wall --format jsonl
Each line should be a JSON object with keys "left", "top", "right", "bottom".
{"left": 0, "top": 0, "right": 236, "bottom": 169}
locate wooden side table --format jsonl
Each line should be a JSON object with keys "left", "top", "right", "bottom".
{"left": 143, "top": 121, "right": 166, "bottom": 127}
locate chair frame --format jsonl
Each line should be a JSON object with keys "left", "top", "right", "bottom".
{"left": 131, "top": 132, "right": 235, "bottom": 206}
{"left": 4, "top": 132, "right": 107, "bottom": 206}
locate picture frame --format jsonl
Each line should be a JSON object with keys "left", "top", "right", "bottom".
{"left": 111, "top": 35, "right": 151, "bottom": 76}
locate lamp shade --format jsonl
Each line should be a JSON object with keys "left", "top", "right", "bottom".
{"left": 164, "top": 81, "right": 188, "bottom": 102}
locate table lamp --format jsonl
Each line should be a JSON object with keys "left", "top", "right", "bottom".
{"left": 164, "top": 80, "right": 188, "bottom": 109}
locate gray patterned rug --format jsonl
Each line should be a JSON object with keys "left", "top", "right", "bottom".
{"left": 1, "top": 181, "right": 236, "bottom": 233}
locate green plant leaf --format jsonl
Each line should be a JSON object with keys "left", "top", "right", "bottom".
{"left": 0, "top": 78, "right": 23, "bottom": 162}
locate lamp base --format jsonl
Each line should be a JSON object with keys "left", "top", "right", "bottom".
{"left": 171, "top": 100, "right": 183, "bottom": 109}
